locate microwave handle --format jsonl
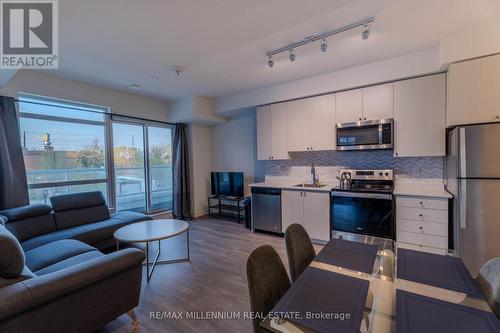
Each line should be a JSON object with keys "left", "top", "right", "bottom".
{"left": 378, "top": 124, "right": 383, "bottom": 144}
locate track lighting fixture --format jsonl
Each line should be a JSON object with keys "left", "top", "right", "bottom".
{"left": 268, "top": 56, "right": 274, "bottom": 68}
{"left": 362, "top": 29, "right": 370, "bottom": 40}
{"left": 320, "top": 38, "right": 328, "bottom": 52}
{"left": 265, "top": 17, "right": 374, "bottom": 68}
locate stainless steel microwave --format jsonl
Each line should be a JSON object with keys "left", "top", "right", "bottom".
{"left": 336, "top": 119, "right": 394, "bottom": 151}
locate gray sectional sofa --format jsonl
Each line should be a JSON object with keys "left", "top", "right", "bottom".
{"left": 0, "top": 191, "right": 153, "bottom": 333}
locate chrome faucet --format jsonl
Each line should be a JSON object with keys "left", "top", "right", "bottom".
{"left": 311, "top": 162, "right": 319, "bottom": 186}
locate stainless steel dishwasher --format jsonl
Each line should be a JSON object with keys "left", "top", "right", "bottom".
{"left": 251, "top": 187, "right": 281, "bottom": 233}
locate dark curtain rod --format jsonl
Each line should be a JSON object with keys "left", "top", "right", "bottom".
{"left": 14, "top": 99, "right": 177, "bottom": 126}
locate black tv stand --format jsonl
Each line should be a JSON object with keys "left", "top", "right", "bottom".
{"left": 208, "top": 195, "right": 246, "bottom": 223}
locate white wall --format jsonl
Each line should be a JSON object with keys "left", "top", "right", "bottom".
{"left": 215, "top": 47, "right": 442, "bottom": 114}
{"left": 187, "top": 124, "right": 213, "bottom": 217}
{"left": 0, "top": 70, "right": 168, "bottom": 121}
{"left": 212, "top": 111, "right": 265, "bottom": 196}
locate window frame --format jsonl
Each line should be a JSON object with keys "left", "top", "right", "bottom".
{"left": 17, "top": 93, "right": 115, "bottom": 210}
{"left": 16, "top": 93, "right": 174, "bottom": 214}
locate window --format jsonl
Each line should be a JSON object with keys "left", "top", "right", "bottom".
{"left": 18, "top": 95, "right": 110, "bottom": 206}
{"left": 17, "top": 95, "right": 174, "bottom": 214}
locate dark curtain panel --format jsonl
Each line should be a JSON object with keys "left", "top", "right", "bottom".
{"left": 172, "top": 123, "right": 191, "bottom": 219}
{"left": 0, "top": 96, "right": 29, "bottom": 210}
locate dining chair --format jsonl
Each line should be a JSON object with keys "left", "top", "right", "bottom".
{"left": 476, "top": 257, "right": 500, "bottom": 318}
{"left": 246, "top": 245, "right": 291, "bottom": 333}
{"left": 285, "top": 223, "right": 316, "bottom": 282}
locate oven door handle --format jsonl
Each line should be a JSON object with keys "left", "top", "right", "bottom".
{"left": 331, "top": 191, "right": 392, "bottom": 200}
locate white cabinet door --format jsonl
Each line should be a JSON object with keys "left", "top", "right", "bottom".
{"left": 335, "top": 88, "right": 363, "bottom": 123}
{"left": 309, "top": 94, "right": 336, "bottom": 151}
{"left": 362, "top": 83, "right": 394, "bottom": 120}
{"left": 256, "top": 105, "right": 272, "bottom": 160}
{"left": 270, "top": 102, "right": 289, "bottom": 160}
{"left": 287, "top": 99, "right": 310, "bottom": 152}
{"left": 282, "top": 190, "right": 304, "bottom": 233}
{"left": 303, "top": 191, "right": 330, "bottom": 241}
{"left": 447, "top": 54, "right": 500, "bottom": 127}
{"left": 394, "top": 74, "right": 446, "bottom": 157}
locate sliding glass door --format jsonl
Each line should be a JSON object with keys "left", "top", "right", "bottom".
{"left": 148, "top": 126, "right": 173, "bottom": 211}
{"left": 112, "top": 122, "right": 147, "bottom": 212}
{"left": 112, "top": 121, "right": 173, "bottom": 213}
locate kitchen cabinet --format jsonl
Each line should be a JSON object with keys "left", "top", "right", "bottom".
{"left": 256, "top": 103, "right": 289, "bottom": 160}
{"left": 393, "top": 74, "right": 446, "bottom": 157}
{"left": 336, "top": 84, "right": 394, "bottom": 123}
{"left": 287, "top": 94, "right": 335, "bottom": 152}
{"left": 447, "top": 54, "right": 500, "bottom": 127}
{"left": 362, "top": 83, "right": 394, "bottom": 120}
{"left": 395, "top": 195, "right": 449, "bottom": 255}
{"left": 335, "top": 88, "right": 362, "bottom": 123}
{"left": 282, "top": 190, "right": 330, "bottom": 242}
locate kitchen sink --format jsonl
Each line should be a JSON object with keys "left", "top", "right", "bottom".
{"left": 293, "top": 183, "right": 327, "bottom": 188}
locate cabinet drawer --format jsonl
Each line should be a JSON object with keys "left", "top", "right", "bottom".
{"left": 397, "top": 230, "right": 448, "bottom": 249}
{"left": 397, "top": 242, "right": 448, "bottom": 255}
{"left": 397, "top": 206, "right": 448, "bottom": 224}
{"left": 396, "top": 218, "right": 448, "bottom": 237}
{"left": 396, "top": 196, "right": 448, "bottom": 210}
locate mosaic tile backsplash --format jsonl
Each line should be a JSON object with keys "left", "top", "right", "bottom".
{"left": 265, "top": 150, "right": 444, "bottom": 183}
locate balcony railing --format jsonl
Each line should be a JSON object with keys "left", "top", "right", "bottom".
{"left": 26, "top": 166, "right": 172, "bottom": 211}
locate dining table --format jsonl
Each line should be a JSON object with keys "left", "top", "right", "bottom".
{"left": 260, "top": 238, "right": 500, "bottom": 333}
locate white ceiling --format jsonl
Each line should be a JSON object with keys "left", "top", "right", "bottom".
{"left": 42, "top": 0, "right": 499, "bottom": 101}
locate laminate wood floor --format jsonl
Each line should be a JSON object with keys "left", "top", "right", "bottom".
{"left": 99, "top": 217, "right": 322, "bottom": 333}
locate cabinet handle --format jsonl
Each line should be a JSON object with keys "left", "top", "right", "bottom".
{"left": 310, "top": 147, "right": 313, "bottom": 150}
{"left": 495, "top": 115, "right": 500, "bottom": 119}
{"left": 364, "top": 117, "right": 367, "bottom": 120}
{"left": 307, "top": 147, "right": 310, "bottom": 151}
{"left": 419, "top": 213, "right": 423, "bottom": 217}
{"left": 419, "top": 201, "right": 423, "bottom": 205}
{"left": 419, "top": 226, "right": 423, "bottom": 230}
{"left": 358, "top": 118, "right": 362, "bottom": 121}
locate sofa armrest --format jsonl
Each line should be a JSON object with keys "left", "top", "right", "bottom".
{"left": 0, "top": 248, "right": 145, "bottom": 321}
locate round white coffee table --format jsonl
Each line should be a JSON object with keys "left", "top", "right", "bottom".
{"left": 114, "top": 219, "right": 190, "bottom": 281}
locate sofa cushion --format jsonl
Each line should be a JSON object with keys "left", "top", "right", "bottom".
{"left": 20, "top": 228, "right": 77, "bottom": 251}
{"left": 24, "top": 239, "right": 97, "bottom": 272}
{"left": 34, "top": 250, "right": 104, "bottom": 276}
{"left": 70, "top": 211, "right": 153, "bottom": 245}
{"left": 0, "top": 225, "right": 25, "bottom": 278}
{"left": 51, "top": 192, "right": 111, "bottom": 230}
{"left": 0, "top": 205, "right": 56, "bottom": 242}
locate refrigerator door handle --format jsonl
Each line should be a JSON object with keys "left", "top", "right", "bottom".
{"left": 459, "top": 127, "right": 467, "bottom": 178}
{"left": 459, "top": 179, "right": 467, "bottom": 229}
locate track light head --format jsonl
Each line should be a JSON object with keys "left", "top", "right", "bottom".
{"left": 289, "top": 49, "right": 296, "bottom": 62}
{"left": 320, "top": 38, "right": 328, "bottom": 52}
{"left": 362, "top": 29, "right": 370, "bottom": 40}
{"left": 268, "top": 56, "right": 274, "bottom": 68}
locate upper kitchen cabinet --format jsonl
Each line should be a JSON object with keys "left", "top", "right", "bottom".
{"left": 362, "top": 83, "right": 394, "bottom": 121}
{"left": 256, "top": 103, "right": 290, "bottom": 160}
{"left": 394, "top": 73, "right": 446, "bottom": 157}
{"left": 287, "top": 94, "right": 335, "bottom": 152}
{"left": 336, "top": 83, "right": 393, "bottom": 123}
{"left": 447, "top": 54, "right": 500, "bottom": 127}
{"left": 335, "top": 88, "right": 362, "bottom": 123}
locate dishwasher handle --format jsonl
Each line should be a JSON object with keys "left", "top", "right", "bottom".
{"left": 251, "top": 187, "right": 281, "bottom": 195}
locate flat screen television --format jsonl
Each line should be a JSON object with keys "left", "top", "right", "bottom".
{"left": 211, "top": 172, "right": 244, "bottom": 197}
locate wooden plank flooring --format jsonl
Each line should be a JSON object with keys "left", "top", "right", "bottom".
{"left": 99, "top": 217, "right": 321, "bottom": 333}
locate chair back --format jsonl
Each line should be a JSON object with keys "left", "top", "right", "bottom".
{"left": 285, "top": 223, "right": 316, "bottom": 282}
{"left": 476, "top": 257, "right": 500, "bottom": 317}
{"left": 246, "top": 245, "right": 291, "bottom": 333}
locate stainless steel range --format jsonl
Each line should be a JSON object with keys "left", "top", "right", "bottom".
{"left": 331, "top": 169, "right": 394, "bottom": 240}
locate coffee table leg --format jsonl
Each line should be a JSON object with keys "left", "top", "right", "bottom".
{"left": 146, "top": 240, "right": 162, "bottom": 282}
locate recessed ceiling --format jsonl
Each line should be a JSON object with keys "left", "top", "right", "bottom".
{"left": 40, "top": 0, "right": 499, "bottom": 101}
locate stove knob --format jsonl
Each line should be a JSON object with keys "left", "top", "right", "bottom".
{"left": 379, "top": 172, "right": 383, "bottom": 176}
{"left": 385, "top": 172, "right": 389, "bottom": 176}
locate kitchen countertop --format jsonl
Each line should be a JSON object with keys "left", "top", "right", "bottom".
{"left": 249, "top": 180, "right": 335, "bottom": 193}
{"left": 393, "top": 182, "right": 452, "bottom": 198}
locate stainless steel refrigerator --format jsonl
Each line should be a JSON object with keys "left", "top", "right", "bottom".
{"left": 446, "top": 123, "right": 500, "bottom": 276}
